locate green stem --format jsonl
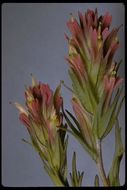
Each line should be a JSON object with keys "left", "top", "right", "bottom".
{"left": 52, "top": 175, "right": 66, "bottom": 187}
{"left": 41, "top": 156, "right": 69, "bottom": 187}
{"left": 96, "top": 140, "right": 109, "bottom": 186}
{"left": 54, "top": 175, "right": 69, "bottom": 187}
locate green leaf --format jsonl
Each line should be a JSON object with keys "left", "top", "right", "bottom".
{"left": 94, "top": 175, "right": 99, "bottom": 187}
{"left": 43, "top": 159, "right": 55, "bottom": 178}
{"left": 58, "top": 133, "right": 66, "bottom": 170}
{"left": 65, "top": 109, "right": 81, "bottom": 132}
{"left": 62, "top": 107, "right": 97, "bottom": 161}
{"left": 58, "top": 123, "right": 67, "bottom": 147}
{"left": 72, "top": 152, "right": 78, "bottom": 184}
{"left": 101, "top": 115, "right": 116, "bottom": 139}
{"left": 99, "top": 88, "right": 123, "bottom": 139}
{"left": 82, "top": 80, "right": 98, "bottom": 113}
{"left": 67, "top": 127, "right": 98, "bottom": 162}
{"left": 108, "top": 120, "right": 124, "bottom": 186}
{"left": 62, "top": 136, "right": 69, "bottom": 181}
{"left": 78, "top": 171, "right": 84, "bottom": 186}
{"left": 116, "top": 95, "right": 125, "bottom": 117}
{"left": 92, "top": 92, "right": 106, "bottom": 138}
{"left": 95, "top": 61, "right": 106, "bottom": 93}
{"left": 62, "top": 106, "right": 81, "bottom": 138}
{"left": 92, "top": 87, "right": 124, "bottom": 140}
{"left": 80, "top": 42, "right": 91, "bottom": 68}
{"left": 43, "top": 162, "right": 65, "bottom": 187}
{"left": 31, "top": 122, "right": 46, "bottom": 146}
{"left": 70, "top": 152, "right": 84, "bottom": 187}
{"left": 89, "top": 62, "right": 100, "bottom": 86}
{"left": 69, "top": 69, "right": 93, "bottom": 113}
{"left": 27, "top": 123, "right": 48, "bottom": 161}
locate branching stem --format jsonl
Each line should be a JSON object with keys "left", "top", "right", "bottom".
{"left": 96, "top": 140, "right": 109, "bottom": 186}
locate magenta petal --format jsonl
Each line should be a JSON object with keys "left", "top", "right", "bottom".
{"left": 30, "top": 99, "right": 41, "bottom": 123}
{"left": 67, "top": 19, "right": 82, "bottom": 37}
{"left": 87, "top": 9, "right": 94, "bottom": 17}
{"left": 103, "top": 12, "right": 112, "bottom": 28}
{"left": 86, "top": 11, "right": 94, "bottom": 28}
{"left": 40, "top": 84, "right": 53, "bottom": 106}
{"left": 68, "top": 55, "right": 86, "bottom": 81}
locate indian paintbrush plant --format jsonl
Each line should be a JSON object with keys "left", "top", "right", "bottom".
{"left": 15, "top": 9, "right": 124, "bottom": 187}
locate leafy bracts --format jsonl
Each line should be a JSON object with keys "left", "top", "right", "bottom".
{"left": 65, "top": 8, "right": 124, "bottom": 186}
{"left": 15, "top": 8, "right": 124, "bottom": 187}
{"left": 65, "top": 9, "right": 123, "bottom": 146}
{"left": 108, "top": 120, "right": 124, "bottom": 186}
{"left": 15, "top": 78, "right": 69, "bottom": 186}
{"left": 62, "top": 106, "right": 98, "bottom": 162}
{"left": 70, "top": 152, "right": 84, "bottom": 186}
{"left": 66, "top": 9, "right": 123, "bottom": 114}
{"left": 92, "top": 87, "right": 124, "bottom": 140}
{"left": 94, "top": 175, "right": 100, "bottom": 187}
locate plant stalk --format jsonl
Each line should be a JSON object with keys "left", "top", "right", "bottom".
{"left": 52, "top": 175, "right": 67, "bottom": 187}
{"left": 96, "top": 140, "right": 109, "bottom": 186}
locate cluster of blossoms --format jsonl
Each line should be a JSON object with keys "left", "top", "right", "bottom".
{"left": 16, "top": 79, "right": 63, "bottom": 144}
{"left": 15, "top": 9, "right": 124, "bottom": 187}
{"left": 65, "top": 9, "right": 123, "bottom": 155}
{"left": 66, "top": 9, "right": 123, "bottom": 111}
{"left": 15, "top": 78, "right": 69, "bottom": 186}
{"left": 64, "top": 9, "right": 124, "bottom": 186}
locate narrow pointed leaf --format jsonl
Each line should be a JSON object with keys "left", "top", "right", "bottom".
{"left": 72, "top": 152, "right": 78, "bottom": 184}
{"left": 94, "top": 174, "right": 99, "bottom": 186}
{"left": 116, "top": 95, "right": 125, "bottom": 117}
{"left": 99, "top": 88, "right": 123, "bottom": 139}
{"left": 108, "top": 120, "right": 124, "bottom": 186}
{"left": 65, "top": 109, "right": 81, "bottom": 131}
{"left": 62, "top": 106, "right": 81, "bottom": 137}
{"left": 92, "top": 92, "right": 106, "bottom": 138}
{"left": 70, "top": 152, "right": 84, "bottom": 186}
{"left": 78, "top": 171, "right": 84, "bottom": 186}
{"left": 69, "top": 69, "right": 93, "bottom": 113}
{"left": 61, "top": 108, "right": 98, "bottom": 161}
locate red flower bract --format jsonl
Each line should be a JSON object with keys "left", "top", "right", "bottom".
{"left": 66, "top": 8, "right": 123, "bottom": 113}
{"left": 15, "top": 79, "right": 63, "bottom": 144}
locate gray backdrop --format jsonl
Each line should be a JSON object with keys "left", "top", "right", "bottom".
{"left": 2, "top": 3, "right": 125, "bottom": 187}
